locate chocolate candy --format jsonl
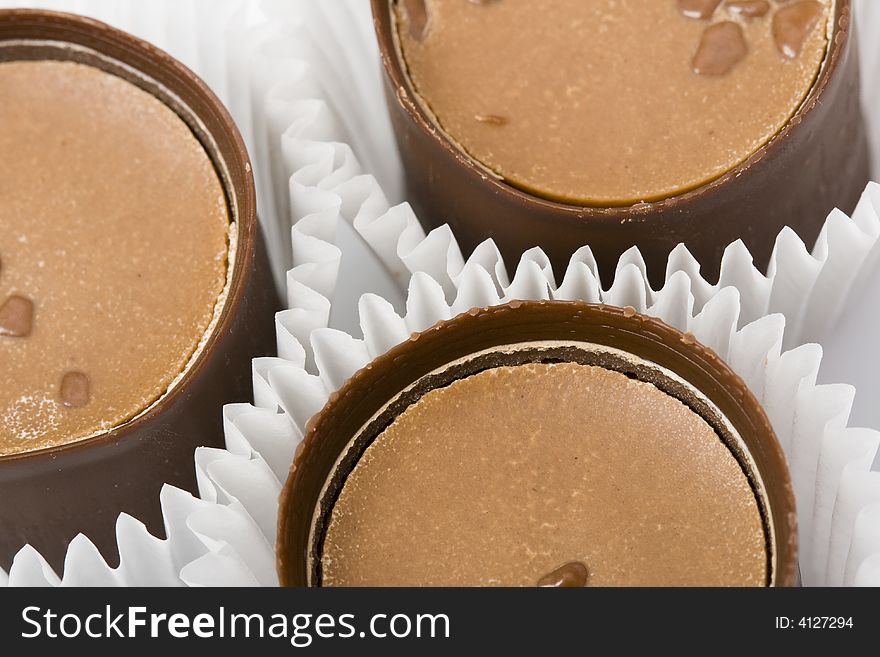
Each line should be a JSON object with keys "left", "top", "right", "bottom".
{"left": 0, "top": 10, "right": 279, "bottom": 572}
{"left": 372, "top": 0, "right": 868, "bottom": 286}
{"left": 0, "top": 59, "right": 230, "bottom": 456}
{"left": 278, "top": 302, "right": 798, "bottom": 587}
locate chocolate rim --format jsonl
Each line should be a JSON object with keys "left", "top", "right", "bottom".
{"left": 373, "top": 0, "right": 851, "bottom": 213}
{"left": 0, "top": 9, "right": 255, "bottom": 463}
{"left": 277, "top": 301, "right": 798, "bottom": 587}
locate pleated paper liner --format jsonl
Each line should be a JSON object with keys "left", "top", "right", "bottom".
{"left": 8, "top": 249, "right": 878, "bottom": 586}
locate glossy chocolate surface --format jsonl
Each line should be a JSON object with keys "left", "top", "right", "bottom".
{"left": 0, "top": 10, "right": 279, "bottom": 572}
{"left": 277, "top": 301, "right": 798, "bottom": 587}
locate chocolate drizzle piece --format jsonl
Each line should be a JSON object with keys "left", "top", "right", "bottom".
{"left": 678, "top": 0, "right": 722, "bottom": 20}
{"left": 692, "top": 21, "right": 748, "bottom": 75}
{"left": 402, "top": 0, "right": 429, "bottom": 41}
{"left": 726, "top": 0, "right": 770, "bottom": 18}
{"left": 60, "top": 371, "right": 91, "bottom": 408}
{"left": 0, "top": 294, "right": 34, "bottom": 338}
{"left": 537, "top": 561, "right": 589, "bottom": 588}
{"left": 773, "top": 0, "right": 823, "bottom": 59}
{"left": 475, "top": 113, "right": 508, "bottom": 126}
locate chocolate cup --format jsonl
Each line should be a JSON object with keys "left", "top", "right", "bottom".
{"left": 0, "top": 10, "right": 280, "bottom": 573}
{"left": 372, "top": 0, "right": 869, "bottom": 288}
{"left": 278, "top": 301, "right": 798, "bottom": 587}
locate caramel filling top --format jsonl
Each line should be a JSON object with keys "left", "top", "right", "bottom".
{"left": 322, "top": 362, "right": 767, "bottom": 586}
{"left": 0, "top": 60, "right": 230, "bottom": 455}
{"left": 395, "top": 0, "right": 831, "bottom": 205}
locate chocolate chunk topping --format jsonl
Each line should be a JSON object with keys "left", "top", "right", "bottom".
{"left": 772, "top": 0, "right": 823, "bottom": 58}
{"left": 475, "top": 113, "right": 508, "bottom": 126}
{"left": 60, "top": 371, "right": 91, "bottom": 408}
{"left": 0, "top": 295, "right": 34, "bottom": 337}
{"left": 678, "top": 0, "right": 722, "bottom": 20}
{"left": 726, "top": 0, "right": 770, "bottom": 18}
{"left": 402, "top": 0, "right": 429, "bottom": 41}
{"left": 692, "top": 21, "right": 748, "bottom": 76}
{"left": 537, "top": 561, "right": 589, "bottom": 588}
